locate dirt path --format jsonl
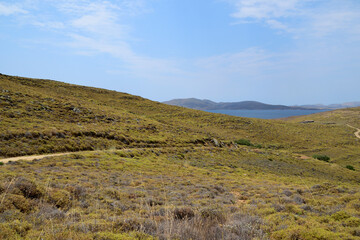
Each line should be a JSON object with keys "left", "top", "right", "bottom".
{"left": 0, "top": 146, "right": 216, "bottom": 164}
{"left": 0, "top": 152, "right": 76, "bottom": 164}
{"left": 347, "top": 124, "right": 360, "bottom": 139}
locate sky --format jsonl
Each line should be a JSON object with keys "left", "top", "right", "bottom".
{"left": 0, "top": 0, "right": 359, "bottom": 105}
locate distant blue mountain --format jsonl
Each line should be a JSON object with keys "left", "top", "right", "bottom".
{"left": 163, "top": 98, "right": 309, "bottom": 110}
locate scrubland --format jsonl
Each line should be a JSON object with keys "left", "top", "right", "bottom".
{"left": 1, "top": 74, "right": 360, "bottom": 239}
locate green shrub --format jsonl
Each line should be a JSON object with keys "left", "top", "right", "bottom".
{"left": 47, "top": 189, "right": 71, "bottom": 209}
{"left": 0, "top": 194, "right": 32, "bottom": 213}
{"left": 312, "top": 154, "right": 330, "bottom": 162}
{"left": 346, "top": 165, "right": 355, "bottom": 171}
{"left": 235, "top": 139, "right": 253, "bottom": 146}
{"left": 0, "top": 162, "right": 4, "bottom": 166}
{"left": 344, "top": 217, "right": 360, "bottom": 227}
{"left": 331, "top": 211, "right": 351, "bottom": 221}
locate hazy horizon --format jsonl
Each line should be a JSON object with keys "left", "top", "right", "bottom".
{"left": 1, "top": 0, "right": 359, "bottom": 105}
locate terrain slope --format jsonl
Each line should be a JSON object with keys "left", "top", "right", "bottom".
{"left": 1, "top": 74, "right": 360, "bottom": 240}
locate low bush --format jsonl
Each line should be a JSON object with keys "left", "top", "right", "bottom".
{"left": 312, "top": 154, "right": 330, "bottom": 162}
{"left": 0, "top": 194, "right": 32, "bottom": 213}
{"left": 235, "top": 139, "right": 253, "bottom": 146}
{"left": 200, "top": 207, "right": 226, "bottom": 223}
{"left": 346, "top": 165, "right": 355, "bottom": 171}
{"left": 174, "top": 207, "right": 195, "bottom": 220}
{"left": 47, "top": 189, "right": 71, "bottom": 209}
{"left": 14, "top": 177, "right": 43, "bottom": 199}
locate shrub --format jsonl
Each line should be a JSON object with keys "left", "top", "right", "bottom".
{"left": 200, "top": 207, "right": 226, "bottom": 223}
{"left": 14, "top": 178, "right": 43, "bottom": 199}
{"left": 0, "top": 194, "right": 32, "bottom": 213}
{"left": 47, "top": 189, "right": 71, "bottom": 209}
{"left": 344, "top": 217, "right": 360, "bottom": 227}
{"left": 0, "top": 220, "right": 32, "bottom": 239}
{"left": 235, "top": 139, "right": 253, "bottom": 146}
{"left": 0, "top": 162, "right": 4, "bottom": 166}
{"left": 346, "top": 165, "right": 355, "bottom": 171}
{"left": 331, "top": 211, "right": 351, "bottom": 221}
{"left": 312, "top": 154, "right": 330, "bottom": 162}
{"left": 174, "top": 207, "right": 195, "bottom": 220}
{"left": 95, "top": 231, "right": 156, "bottom": 240}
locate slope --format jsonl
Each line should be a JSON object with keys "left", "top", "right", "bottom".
{"left": 1, "top": 74, "right": 358, "bottom": 158}
{"left": 1, "top": 74, "right": 360, "bottom": 239}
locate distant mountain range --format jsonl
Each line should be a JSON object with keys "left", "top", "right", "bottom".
{"left": 296, "top": 102, "right": 360, "bottom": 110}
{"left": 163, "top": 98, "right": 360, "bottom": 110}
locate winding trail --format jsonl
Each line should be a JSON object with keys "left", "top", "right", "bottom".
{"left": 347, "top": 124, "right": 360, "bottom": 139}
{"left": 0, "top": 152, "right": 77, "bottom": 164}
{"left": 0, "top": 146, "right": 218, "bottom": 164}
{"left": 2, "top": 124, "right": 359, "bottom": 164}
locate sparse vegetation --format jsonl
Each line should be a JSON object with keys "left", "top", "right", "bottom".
{"left": 1, "top": 74, "right": 360, "bottom": 239}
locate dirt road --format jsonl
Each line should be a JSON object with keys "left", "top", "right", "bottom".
{"left": 0, "top": 152, "right": 75, "bottom": 164}
{"left": 347, "top": 124, "right": 360, "bottom": 139}
{"left": 2, "top": 125, "right": 359, "bottom": 164}
{"left": 0, "top": 146, "right": 213, "bottom": 164}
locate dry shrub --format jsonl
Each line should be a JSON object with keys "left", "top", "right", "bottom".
{"left": 0, "top": 209, "right": 23, "bottom": 222}
{"left": 47, "top": 189, "right": 71, "bottom": 209}
{"left": 352, "top": 229, "right": 360, "bottom": 237}
{"left": 0, "top": 184, "right": 4, "bottom": 194}
{"left": 14, "top": 177, "right": 43, "bottom": 199}
{"left": 67, "top": 185, "right": 87, "bottom": 200}
{"left": 174, "top": 207, "right": 195, "bottom": 220}
{"left": 146, "top": 198, "right": 164, "bottom": 207}
{"left": 200, "top": 207, "right": 226, "bottom": 223}
{"left": 0, "top": 194, "right": 32, "bottom": 213}
{"left": 113, "top": 218, "right": 142, "bottom": 232}
{"left": 36, "top": 203, "right": 66, "bottom": 220}
{"left": 143, "top": 208, "right": 267, "bottom": 240}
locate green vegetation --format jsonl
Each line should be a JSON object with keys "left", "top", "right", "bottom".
{"left": 346, "top": 165, "right": 356, "bottom": 171}
{"left": 235, "top": 138, "right": 253, "bottom": 146}
{"left": 312, "top": 154, "right": 331, "bottom": 162}
{"left": 0, "top": 73, "right": 360, "bottom": 239}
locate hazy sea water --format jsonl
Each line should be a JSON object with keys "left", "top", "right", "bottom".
{"left": 206, "top": 109, "right": 329, "bottom": 119}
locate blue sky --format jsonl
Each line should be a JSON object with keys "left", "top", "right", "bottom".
{"left": 1, "top": 0, "right": 359, "bottom": 105}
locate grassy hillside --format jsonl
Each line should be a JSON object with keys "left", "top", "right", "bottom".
{"left": 1, "top": 74, "right": 360, "bottom": 239}
{"left": 283, "top": 107, "right": 360, "bottom": 129}
{"left": 1, "top": 74, "right": 358, "bottom": 157}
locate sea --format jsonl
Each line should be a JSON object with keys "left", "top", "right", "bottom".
{"left": 206, "top": 109, "right": 329, "bottom": 119}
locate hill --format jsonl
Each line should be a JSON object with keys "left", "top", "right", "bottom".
{"left": 299, "top": 102, "right": 360, "bottom": 110}
{"left": 1, "top": 73, "right": 360, "bottom": 239}
{"left": 163, "top": 98, "right": 307, "bottom": 110}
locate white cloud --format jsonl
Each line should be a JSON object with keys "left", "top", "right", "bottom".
{"left": 230, "top": 0, "right": 302, "bottom": 19}
{"left": 228, "top": 0, "right": 360, "bottom": 39}
{"left": 310, "top": 10, "right": 360, "bottom": 38}
{"left": 266, "top": 19, "right": 289, "bottom": 31}
{"left": 69, "top": 2, "right": 128, "bottom": 39}
{"left": 0, "top": 2, "right": 26, "bottom": 16}
{"left": 49, "top": 1, "right": 184, "bottom": 82}
{"left": 3, "top": 0, "right": 182, "bottom": 81}
{"left": 196, "top": 48, "right": 272, "bottom": 78}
